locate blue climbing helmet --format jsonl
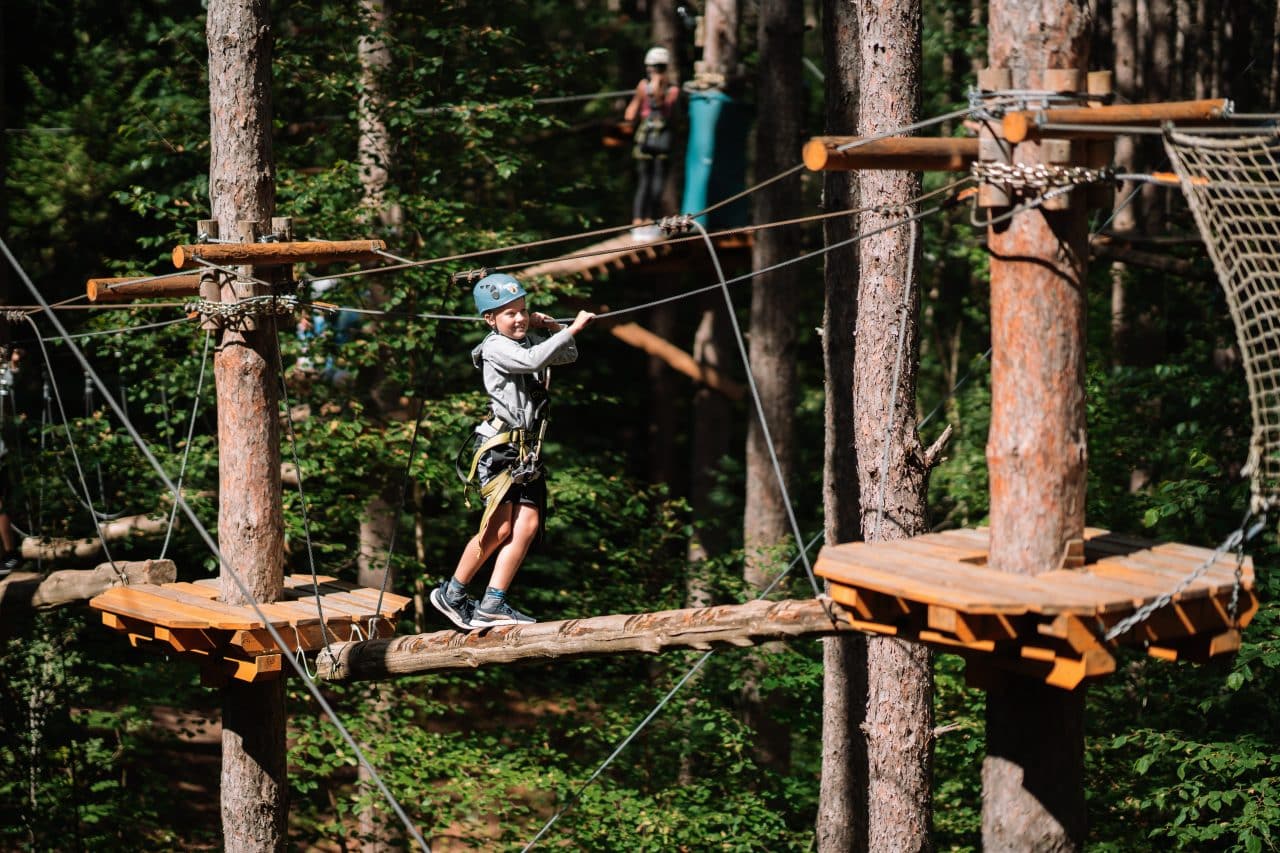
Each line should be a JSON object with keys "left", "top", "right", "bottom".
{"left": 473, "top": 273, "right": 527, "bottom": 315}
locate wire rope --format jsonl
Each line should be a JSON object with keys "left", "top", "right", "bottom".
{"left": 275, "top": 337, "right": 339, "bottom": 655}
{"left": 0, "top": 237, "right": 431, "bottom": 853}
{"left": 521, "top": 531, "right": 825, "bottom": 853}
{"left": 689, "top": 218, "right": 824, "bottom": 600}
{"left": 160, "top": 331, "right": 212, "bottom": 559}
{"left": 21, "top": 314, "right": 127, "bottom": 583}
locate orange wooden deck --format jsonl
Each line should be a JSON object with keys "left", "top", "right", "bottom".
{"left": 90, "top": 574, "right": 411, "bottom": 684}
{"left": 815, "top": 527, "right": 1258, "bottom": 689}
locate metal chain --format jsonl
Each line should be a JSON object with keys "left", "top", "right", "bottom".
{"left": 184, "top": 295, "right": 300, "bottom": 323}
{"left": 1104, "top": 511, "right": 1267, "bottom": 642}
{"left": 971, "top": 161, "right": 1116, "bottom": 190}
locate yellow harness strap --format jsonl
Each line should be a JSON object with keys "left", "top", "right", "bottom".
{"left": 465, "top": 428, "right": 531, "bottom": 553}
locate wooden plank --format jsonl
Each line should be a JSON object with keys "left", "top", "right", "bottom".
{"left": 141, "top": 586, "right": 265, "bottom": 629}
{"left": 818, "top": 547, "right": 1038, "bottom": 612}
{"left": 343, "top": 586, "right": 413, "bottom": 611}
{"left": 826, "top": 539, "right": 1110, "bottom": 612}
{"left": 90, "top": 587, "right": 218, "bottom": 629}
{"left": 1087, "top": 560, "right": 1219, "bottom": 600}
{"left": 167, "top": 581, "right": 222, "bottom": 600}
{"left": 284, "top": 592, "right": 369, "bottom": 618}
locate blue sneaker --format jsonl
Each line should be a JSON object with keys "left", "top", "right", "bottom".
{"left": 429, "top": 583, "right": 475, "bottom": 631}
{"left": 469, "top": 598, "right": 536, "bottom": 629}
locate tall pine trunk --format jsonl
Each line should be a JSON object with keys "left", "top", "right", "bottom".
{"left": 207, "top": 1, "right": 287, "bottom": 849}
{"left": 984, "top": 2, "right": 1092, "bottom": 850}
{"left": 852, "top": 1, "right": 933, "bottom": 849}
{"left": 741, "top": 0, "right": 804, "bottom": 776}
{"left": 355, "top": 5, "right": 399, "bottom": 848}
{"left": 818, "top": 0, "right": 865, "bottom": 848}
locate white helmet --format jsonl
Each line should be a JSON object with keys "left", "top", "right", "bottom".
{"left": 644, "top": 46, "right": 670, "bottom": 67}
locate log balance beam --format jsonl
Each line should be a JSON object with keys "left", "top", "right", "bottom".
{"left": 316, "top": 597, "right": 855, "bottom": 682}
{"left": 171, "top": 239, "right": 387, "bottom": 270}
{"left": 803, "top": 136, "right": 979, "bottom": 172}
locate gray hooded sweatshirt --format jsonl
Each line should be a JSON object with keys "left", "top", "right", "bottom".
{"left": 471, "top": 328, "right": 579, "bottom": 432}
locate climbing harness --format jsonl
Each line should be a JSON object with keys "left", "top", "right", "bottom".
{"left": 457, "top": 367, "right": 552, "bottom": 550}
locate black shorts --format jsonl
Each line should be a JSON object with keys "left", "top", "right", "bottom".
{"left": 477, "top": 446, "right": 546, "bottom": 511}
{"left": 474, "top": 442, "right": 547, "bottom": 547}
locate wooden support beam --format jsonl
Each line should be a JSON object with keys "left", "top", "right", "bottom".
{"left": 171, "top": 239, "right": 387, "bottom": 270}
{"left": 1002, "top": 98, "right": 1231, "bottom": 143}
{"left": 803, "top": 136, "right": 980, "bottom": 172}
{"left": 316, "top": 597, "right": 855, "bottom": 682}
{"left": 0, "top": 559, "right": 176, "bottom": 610}
{"left": 609, "top": 321, "right": 746, "bottom": 400}
{"left": 86, "top": 275, "right": 203, "bottom": 303}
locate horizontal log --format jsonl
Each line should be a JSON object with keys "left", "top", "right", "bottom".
{"left": 1003, "top": 98, "right": 1230, "bottom": 143}
{"left": 1091, "top": 241, "right": 1204, "bottom": 279}
{"left": 99, "top": 513, "right": 171, "bottom": 541}
{"left": 0, "top": 559, "right": 176, "bottom": 611}
{"left": 609, "top": 322, "right": 745, "bottom": 400}
{"left": 803, "top": 136, "right": 979, "bottom": 172}
{"left": 171, "top": 239, "right": 388, "bottom": 270}
{"left": 316, "top": 597, "right": 855, "bottom": 682}
{"left": 86, "top": 275, "right": 203, "bottom": 303}
{"left": 22, "top": 536, "right": 101, "bottom": 562}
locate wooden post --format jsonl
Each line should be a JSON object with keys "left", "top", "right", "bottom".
{"left": 207, "top": 1, "right": 287, "bottom": 849}
{"left": 983, "top": 3, "right": 1092, "bottom": 848}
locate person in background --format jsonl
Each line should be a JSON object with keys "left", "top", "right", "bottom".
{"left": 0, "top": 347, "right": 24, "bottom": 577}
{"left": 624, "top": 46, "right": 679, "bottom": 240}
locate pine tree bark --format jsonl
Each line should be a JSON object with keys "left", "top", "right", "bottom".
{"left": 355, "top": 5, "right": 400, "bottom": 849}
{"left": 852, "top": 1, "right": 933, "bottom": 849}
{"left": 818, "top": 0, "right": 865, "bottom": 849}
{"left": 687, "top": 307, "right": 733, "bottom": 609}
{"left": 207, "top": 1, "right": 286, "bottom": 849}
{"left": 984, "top": 2, "right": 1091, "bottom": 850}
{"left": 740, "top": 0, "right": 804, "bottom": 777}
{"left": 1110, "top": 0, "right": 1138, "bottom": 364}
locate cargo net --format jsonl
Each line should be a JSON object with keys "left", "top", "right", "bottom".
{"left": 1165, "top": 128, "right": 1280, "bottom": 512}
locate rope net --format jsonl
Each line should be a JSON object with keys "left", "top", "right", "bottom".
{"left": 1165, "top": 128, "right": 1280, "bottom": 512}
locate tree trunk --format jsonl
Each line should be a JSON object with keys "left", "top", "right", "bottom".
{"left": 686, "top": 307, "right": 733, "bottom": 608}
{"left": 740, "top": 0, "right": 805, "bottom": 778}
{"left": 1272, "top": 0, "right": 1280, "bottom": 109}
{"left": 207, "top": 1, "right": 287, "bottom": 850}
{"left": 356, "top": 5, "right": 400, "bottom": 849}
{"left": 984, "top": 3, "right": 1091, "bottom": 850}
{"left": 701, "top": 0, "right": 740, "bottom": 79}
{"left": 853, "top": 0, "right": 933, "bottom": 849}
{"left": 1110, "top": 0, "right": 1138, "bottom": 364}
{"left": 1141, "top": 0, "right": 1172, "bottom": 227}
{"left": 818, "top": 0, "right": 865, "bottom": 849}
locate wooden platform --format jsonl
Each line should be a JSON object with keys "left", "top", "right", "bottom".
{"left": 815, "top": 527, "right": 1259, "bottom": 689}
{"left": 90, "top": 574, "right": 411, "bottom": 684}
{"left": 520, "top": 231, "right": 751, "bottom": 282}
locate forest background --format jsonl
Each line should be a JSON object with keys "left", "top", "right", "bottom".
{"left": 1, "top": 0, "right": 1279, "bottom": 849}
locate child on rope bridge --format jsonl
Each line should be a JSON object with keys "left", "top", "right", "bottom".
{"left": 431, "top": 273, "right": 595, "bottom": 629}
